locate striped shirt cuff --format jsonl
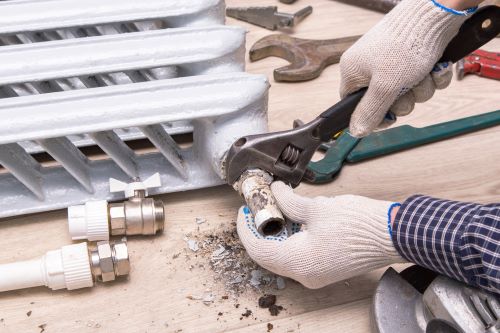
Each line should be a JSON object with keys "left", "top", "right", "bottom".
{"left": 393, "top": 195, "right": 500, "bottom": 295}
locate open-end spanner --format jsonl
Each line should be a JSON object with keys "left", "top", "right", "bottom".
{"left": 250, "top": 34, "right": 361, "bottom": 82}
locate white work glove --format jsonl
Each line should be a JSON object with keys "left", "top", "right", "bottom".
{"left": 236, "top": 181, "right": 406, "bottom": 289}
{"left": 340, "top": 0, "right": 473, "bottom": 137}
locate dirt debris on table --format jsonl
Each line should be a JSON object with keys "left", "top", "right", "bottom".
{"left": 269, "top": 304, "right": 284, "bottom": 316}
{"left": 258, "top": 294, "right": 284, "bottom": 316}
{"left": 241, "top": 309, "right": 252, "bottom": 318}
{"left": 182, "top": 224, "right": 289, "bottom": 325}
{"left": 258, "top": 295, "right": 277, "bottom": 308}
{"left": 189, "top": 227, "right": 285, "bottom": 297}
{"left": 38, "top": 324, "right": 46, "bottom": 333}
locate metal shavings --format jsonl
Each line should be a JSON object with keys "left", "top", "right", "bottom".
{"left": 196, "top": 217, "right": 207, "bottom": 225}
{"left": 186, "top": 292, "right": 215, "bottom": 306}
{"left": 186, "top": 295, "right": 203, "bottom": 301}
{"left": 187, "top": 240, "right": 199, "bottom": 252}
{"left": 194, "top": 227, "right": 280, "bottom": 296}
{"left": 250, "top": 270, "right": 263, "bottom": 287}
{"left": 86, "top": 320, "right": 101, "bottom": 328}
{"left": 212, "top": 245, "right": 227, "bottom": 259}
{"left": 202, "top": 292, "right": 216, "bottom": 305}
{"left": 276, "top": 277, "right": 286, "bottom": 290}
{"left": 230, "top": 276, "right": 244, "bottom": 284}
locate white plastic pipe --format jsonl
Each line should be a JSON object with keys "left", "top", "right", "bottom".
{"left": 0, "top": 243, "right": 93, "bottom": 292}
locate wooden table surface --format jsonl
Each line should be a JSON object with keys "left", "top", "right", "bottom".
{"left": 0, "top": 1, "right": 499, "bottom": 332}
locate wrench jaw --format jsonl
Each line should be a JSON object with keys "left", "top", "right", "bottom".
{"left": 225, "top": 118, "right": 323, "bottom": 188}
{"left": 249, "top": 34, "right": 360, "bottom": 82}
{"left": 249, "top": 36, "right": 298, "bottom": 63}
{"left": 225, "top": 120, "right": 323, "bottom": 236}
{"left": 249, "top": 37, "right": 311, "bottom": 82}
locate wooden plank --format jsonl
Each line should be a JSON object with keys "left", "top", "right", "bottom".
{"left": 0, "top": 0, "right": 498, "bottom": 332}
{"left": 227, "top": 298, "right": 372, "bottom": 333}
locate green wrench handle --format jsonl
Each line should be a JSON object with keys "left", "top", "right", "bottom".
{"left": 308, "top": 110, "right": 500, "bottom": 183}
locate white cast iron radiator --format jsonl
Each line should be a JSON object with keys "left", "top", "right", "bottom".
{"left": 0, "top": 0, "right": 270, "bottom": 218}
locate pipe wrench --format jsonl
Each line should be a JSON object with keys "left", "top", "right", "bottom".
{"left": 226, "top": 6, "right": 500, "bottom": 188}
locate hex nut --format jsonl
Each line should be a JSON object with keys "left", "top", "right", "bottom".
{"left": 96, "top": 241, "right": 115, "bottom": 282}
{"left": 109, "top": 204, "right": 126, "bottom": 235}
{"left": 112, "top": 241, "right": 130, "bottom": 277}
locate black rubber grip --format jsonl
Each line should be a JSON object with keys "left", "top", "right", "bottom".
{"left": 440, "top": 5, "right": 500, "bottom": 63}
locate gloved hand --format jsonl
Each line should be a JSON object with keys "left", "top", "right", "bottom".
{"left": 236, "top": 181, "right": 406, "bottom": 289}
{"left": 340, "top": 0, "right": 473, "bottom": 137}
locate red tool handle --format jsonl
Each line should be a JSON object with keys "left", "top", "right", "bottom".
{"left": 462, "top": 49, "right": 500, "bottom": 80}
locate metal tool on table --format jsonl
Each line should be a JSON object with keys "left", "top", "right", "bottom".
{"left": 307, "top": 110, "right": 500, "bottom": 183}
{"left": 250, "top": 34, "right": 360, "bottom": 82}
{"left": 332, "top": 0, "right": 400, "bottom": 13}
{"left": 226, "top": 6, "right": 313, "bottom": 31}
{"left": 278, "top": 0, "right": 402, "bottom": 10}
{"left": 226, "top": 5, "right": 500, "bottom": 236}
{"left": 456, "top": 49, "right": 500, "bottom": 80}
{"left": 373, "top": 266, "right": 500, "bottom": 333}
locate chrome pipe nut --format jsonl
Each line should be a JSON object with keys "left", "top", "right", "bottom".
{"left": 112, "top": 240, "right": 130, "bottom": 277}
{"left": 109, "top": 204, "right": 126, "bottom": 235}
{"left": 96, "top": 241, "right": 116, "bottom": 282}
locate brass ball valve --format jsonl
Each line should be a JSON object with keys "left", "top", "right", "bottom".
{"left": 68, "top": 174, "right": 165, "bottom": 241}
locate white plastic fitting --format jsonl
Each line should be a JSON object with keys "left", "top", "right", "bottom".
{"left": 68, "top": 200, "right": 109, "bottom": 241}
{"left": 0, "top": 243, "right": 93, "bottom": 292}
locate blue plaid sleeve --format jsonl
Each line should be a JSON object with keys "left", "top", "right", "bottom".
{"left": 393, "top": 195, "right": 500, "bottom": 296}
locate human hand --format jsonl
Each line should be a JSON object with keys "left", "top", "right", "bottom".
{"left": 339, "top": 0, "right": 473, "bottom": 137}
{"left": 236, "top": 181, "right": 405, "bottom": 289}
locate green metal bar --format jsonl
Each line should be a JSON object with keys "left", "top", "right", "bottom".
{"left": 307, "top": 110, "right": 500, "bottom": 183}
{"left": 347, "top": 110, "right": 500, "bottom": 162}
{"left": 307, "top": 132, "right": 360, "bottom": 183}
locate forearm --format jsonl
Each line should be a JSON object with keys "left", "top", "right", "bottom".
{"left": 440, "top": 0, "right": 484, "bottom": 10}
{"left": 391, "top": 195, "right": 500, "bottom": 296}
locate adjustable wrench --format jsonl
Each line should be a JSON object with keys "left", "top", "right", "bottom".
{"left": 226, "top": 6, "right": 500, "bottom": 234}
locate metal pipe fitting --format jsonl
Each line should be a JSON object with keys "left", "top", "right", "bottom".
{"left": 233, "top": 169, "right": 285, "bottom": 236}
{"left": 0, "top": 240, "right": 130, "bottom": 292}
{"left": 68, "top": 190, "right": 165, "bottom": 241}
{"left": 89, "top": 239, "right": 131, "bottom": 283}
{"left": 108, "top": 189, "right": 165, "bottom": 237}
